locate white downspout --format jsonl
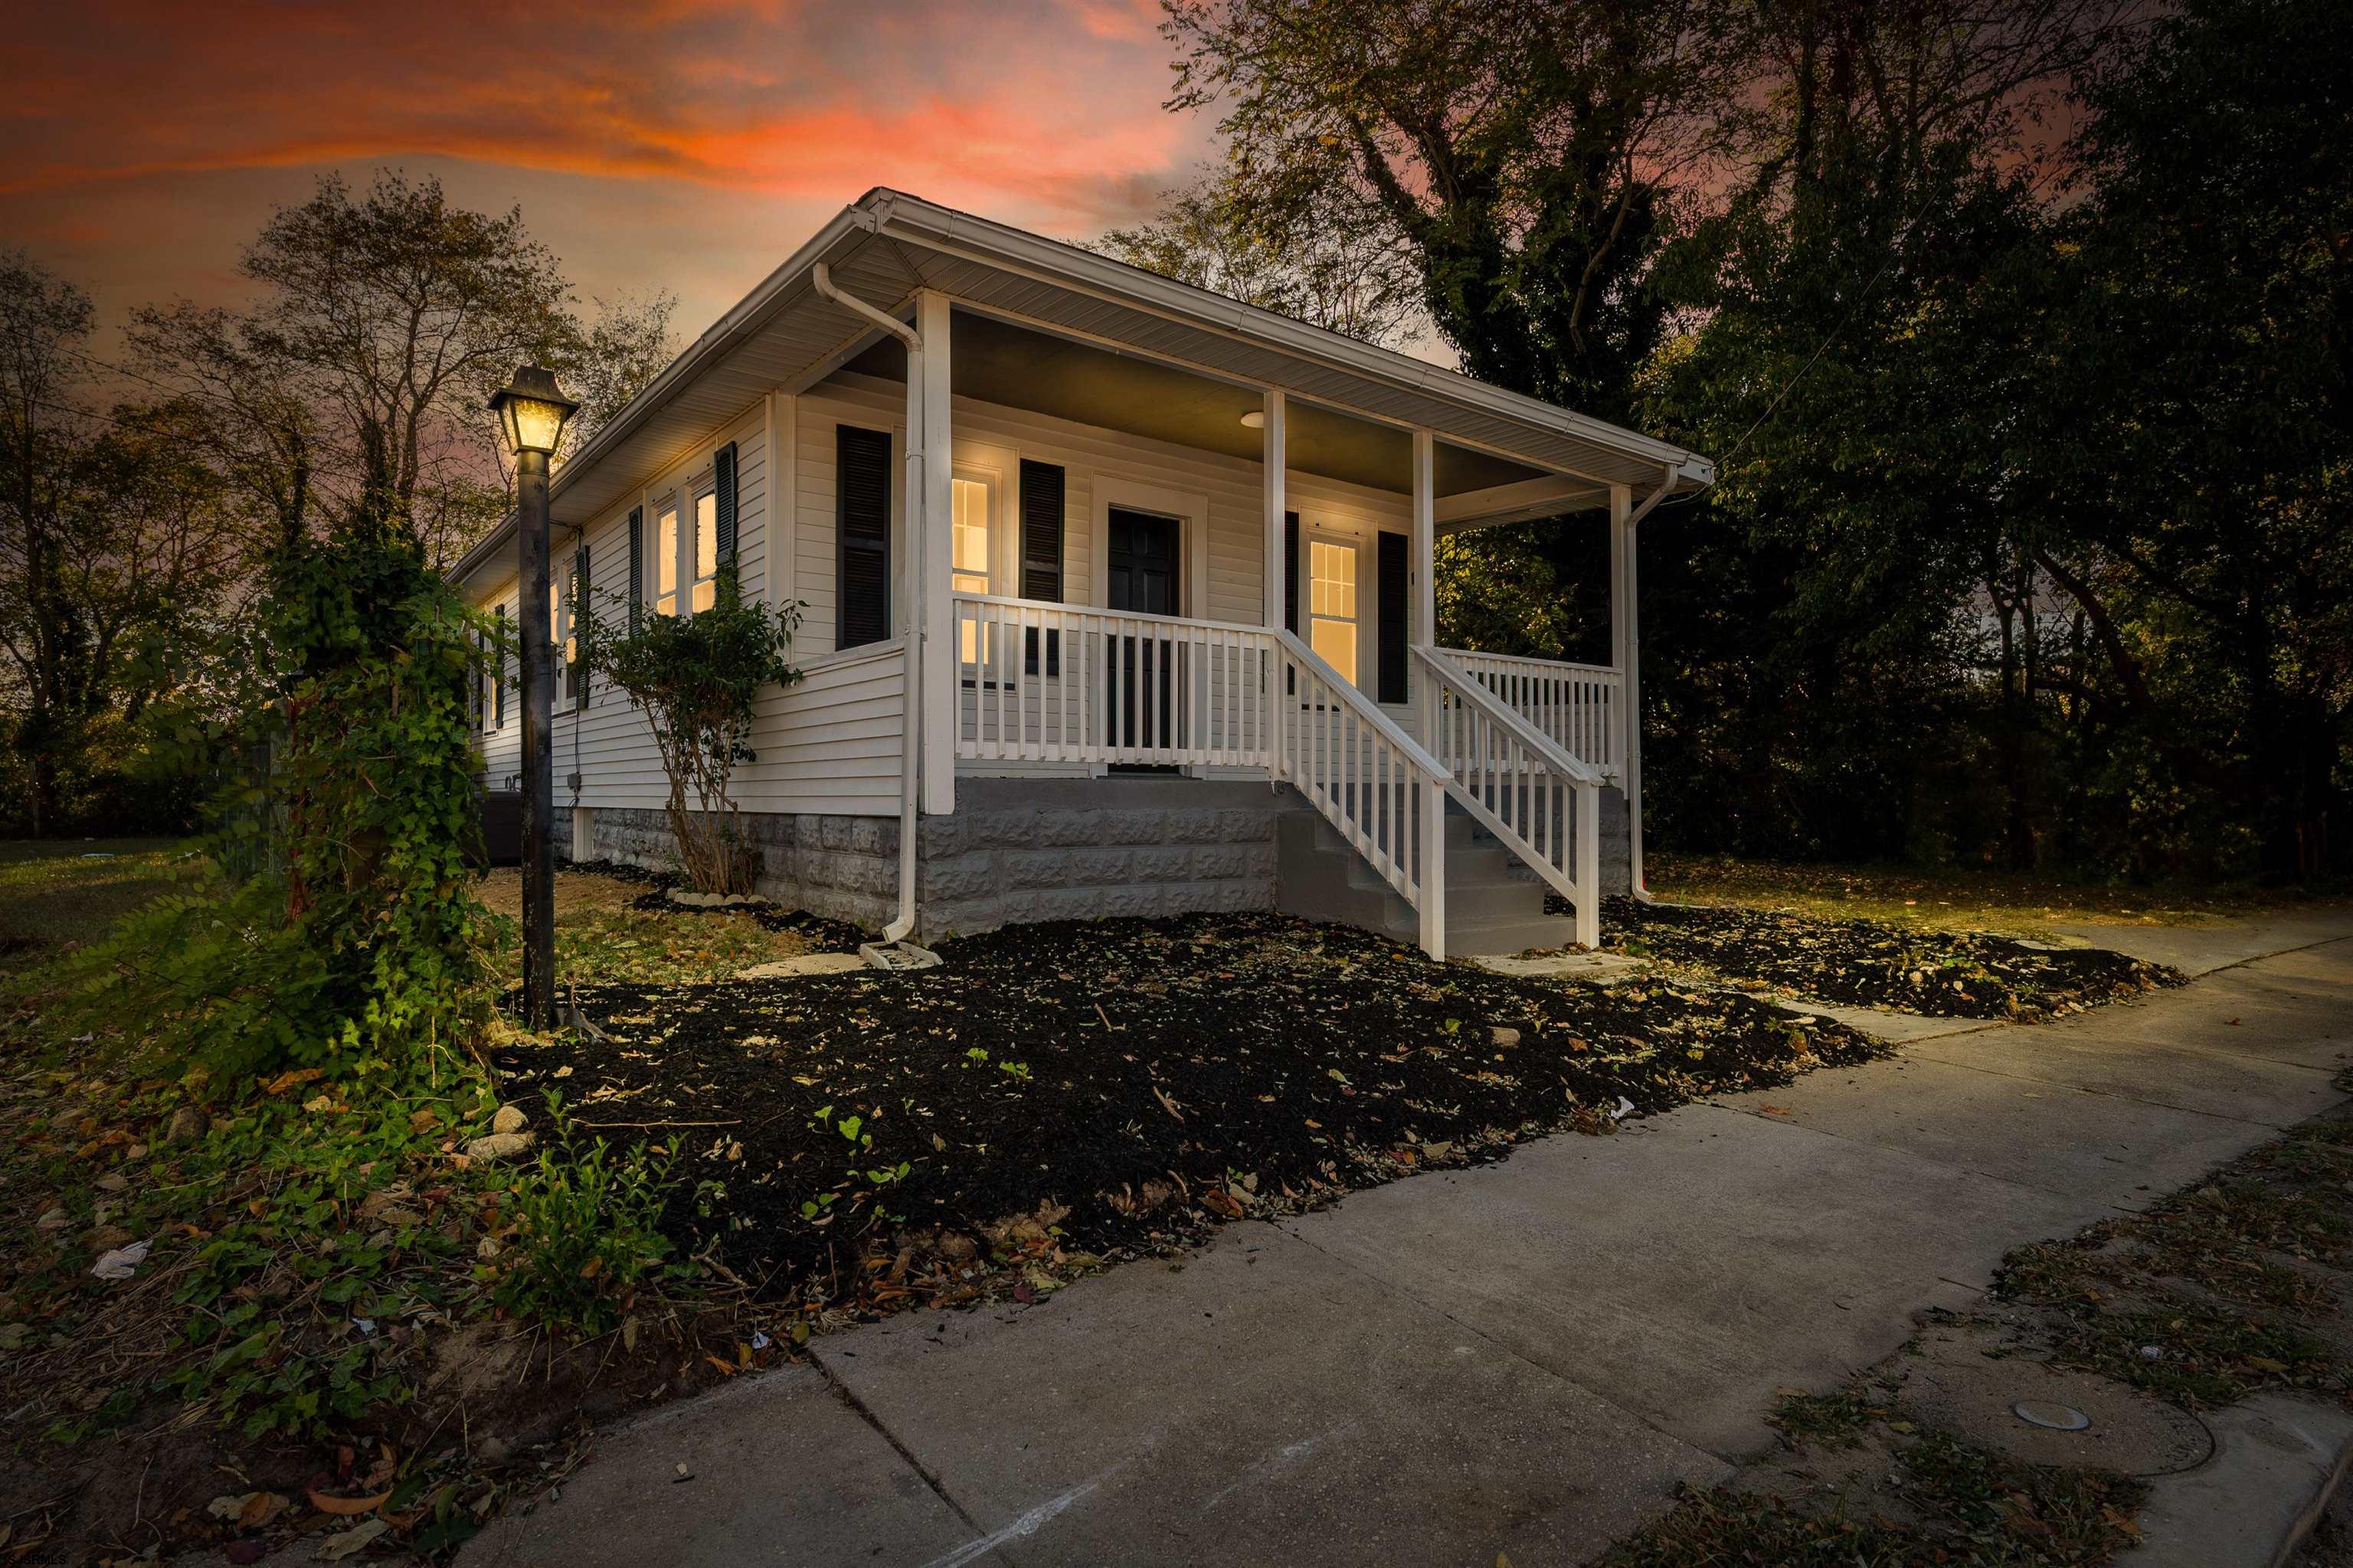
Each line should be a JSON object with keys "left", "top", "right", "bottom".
{"left": 812, "top": 262, "right": 925, "bottom": 943}
{"left": 1618, "top": 468, "right": 1675, "bottom": 903}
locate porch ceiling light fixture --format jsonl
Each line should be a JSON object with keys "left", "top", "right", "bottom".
{"left": 488, "top": 364, "right": 581, "bottom": 458}
{"left": 1239, "top": 409, "right": 1266, "bottom": 429}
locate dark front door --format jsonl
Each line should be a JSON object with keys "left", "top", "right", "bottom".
{"left": 1106, "top": 508, "right": 1180, "bottom": 758}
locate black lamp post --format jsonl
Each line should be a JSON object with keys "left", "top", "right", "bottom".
{"left": 489, "top": 364, "right": 578, "bottom": 1031}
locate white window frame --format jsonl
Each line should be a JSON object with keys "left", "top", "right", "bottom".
{"left": 951, "top": 465, "right": 1006, "bottom": 676}
{"left": 688, "top": 475, "right": 718, "bottom": 614}
{"left": 1305, "top": 529, "right": 1363, "bottom": 689}
{"left": 653, "top": 493, "right": 682, "bottom": 617}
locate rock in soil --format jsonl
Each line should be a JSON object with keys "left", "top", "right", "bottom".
{"left": 464, "top": 1131, "right": 537, "bottom": 1162}
{"left": 164, "top": 1106, "right": 206, "bottom": 1143}
{"left": 490, "top": 1104, "right": 527, "bottom": 1134}
{"left": 736, "top": 954, "right": 866, "bottom": 980}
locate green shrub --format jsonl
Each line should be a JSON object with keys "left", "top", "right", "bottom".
{"left": 486, "top": 1092, "right": 700, "bottom": 1337}
{"left": 576, "top": 566, "right": 799, "bottom": 893}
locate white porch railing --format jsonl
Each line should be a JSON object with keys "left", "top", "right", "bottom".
{"left": 1415, "top": 646, "right": 1606, "bottom": 949}
{"left": 950, "top": 594, "right": 1279, "bottom": 768}
{"left": 1435, "top": 647, "right": 1622, "bottom": 781}
{"left": 950, "top": 592, "right": 1452, "bottom": 955}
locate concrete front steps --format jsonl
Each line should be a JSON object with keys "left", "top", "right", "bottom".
{"left": 1275, "top": 803, "right": 1579, "bottom": 957}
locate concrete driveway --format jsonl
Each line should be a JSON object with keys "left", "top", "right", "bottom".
{"left": 463, "top": 908, "right": 2353, "bottom": 1568}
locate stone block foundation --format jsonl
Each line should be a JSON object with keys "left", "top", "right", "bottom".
{"left": 582, "top": 777, "right": 1302, "bottom": 943}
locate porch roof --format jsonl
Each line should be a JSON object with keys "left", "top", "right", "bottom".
{"left": 453, "top": 187, "right": 1713, "bottom": 591}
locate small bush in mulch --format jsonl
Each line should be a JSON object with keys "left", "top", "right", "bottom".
{"left": 1596, "top": 897, "right": 2182, "bottom": 1019}
{"left": 491, "top": 912, "right": 1887, "bottom": 1314}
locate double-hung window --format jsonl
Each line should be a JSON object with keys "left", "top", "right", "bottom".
{"left": 655, "top": 499, "right": 682, "bottom": 617}
{"left": 691, "top": 486, "right": 718, "bottom": 612}
{"left": 653, "top": 486, "right": 718, "bottom": 617}
{"left": 1308, "top": 537, "right": 1360, "bottom": 686}
{"left": 951, "top": 475, "right": 994, "bottom": 671}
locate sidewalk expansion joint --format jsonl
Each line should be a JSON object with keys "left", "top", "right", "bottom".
{"left": 807, "top": 1346, "right": 997, "bottom": 1552}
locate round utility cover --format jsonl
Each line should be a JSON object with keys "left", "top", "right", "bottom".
{"left": 2013, "top": 1400, "right": 2093, "bottom": 1431}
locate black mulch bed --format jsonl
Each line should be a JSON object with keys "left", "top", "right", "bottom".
{"left": 1595, "top": 896, "right": 2183, "bottom": 1019}
{"left": 491, "top": 912, "right": 1885, "bottom": 1311}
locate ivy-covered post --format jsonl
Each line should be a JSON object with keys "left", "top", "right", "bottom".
{"left": 489, "top": 365, "right": 579, "bottom": 1030}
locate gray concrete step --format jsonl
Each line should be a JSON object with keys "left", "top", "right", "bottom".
{"left": 1275, "top": 800, "right": 1578, "bottom": 956}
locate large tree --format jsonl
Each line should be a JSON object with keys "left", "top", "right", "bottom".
{"left": 130, "top": 171, "right": 582, "bottom": 570}
{"left": 1160, "top": 0, "right": 1751, "bottom": 416}
{"left": 2014, "top": 0, "right": 2353, "bottom": 876}
{"left": 0, "top": 254, "right": 254, "bottom": 833}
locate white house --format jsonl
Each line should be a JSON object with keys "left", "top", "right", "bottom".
{"left": 451, "top": 189, "right": 1713, "bottom": 958}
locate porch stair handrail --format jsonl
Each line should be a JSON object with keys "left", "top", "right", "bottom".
{"left": 1414, "top": 644, "right": 1605, "bottom": 949}
{"left": 1433, "top": 645, "right": 1622, "bottom": 781}
{"left": 1271, "top": 628, "right": 1454, "bottom": 959}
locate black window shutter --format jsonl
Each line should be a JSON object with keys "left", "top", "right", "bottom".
{"left": 1019, "top": 460, "right": 1064, "bottom": 675}
{"left": 836, "top": 424, "right": 892, "bottom": 649}
{"left": 714, "top": 442, "right": 738, "bottom": 569}
{"left": 493, "top": 604, "right": 506, "bottom": 726}
{"left": 1283, "top": 512, "right": 1301, "bottom": 633}
{"left": 575, "top": 545, "right": 591, "bottom": 706}
{"left": 627, "top": 507, "right": 643, "bottom": 629}
{"left": 1376, "top": 530, "right": 1408, "bottom": 704}
{"left": 1283, "top": 511, "right": 1301, "bottom": 693}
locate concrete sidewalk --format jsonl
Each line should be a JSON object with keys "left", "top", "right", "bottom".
{"left": 463, "top": 908, "right": 2353, "bottom": 1568}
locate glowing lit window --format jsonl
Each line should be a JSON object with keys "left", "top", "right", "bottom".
{"left": 952, "top": 476, "right": 993, "bottom": 669}
{"left": 1309, "top": 538, "right": 1358, "bottom": 685}
{"left": 655, "top": 502, "right": 680, "bottom": 616}
{"left": 562, "top": 555, "right": 582, "bottom": 705}
{"left": 692, "top": 489, "right": 718, "bottom": 612}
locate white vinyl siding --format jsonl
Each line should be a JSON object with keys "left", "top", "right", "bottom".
{"left": 466, "top": 368, "right": 1416, "bottom": 817}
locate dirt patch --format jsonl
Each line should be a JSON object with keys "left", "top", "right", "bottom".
{"left": 479, "top": 864, "right": 835, "bottom": 987}
{"left": 490, "top": 910, "right": 1887, "bottom": 1311}
{"left": 1597, "top": 896, "right": 2181, "bottom": 1018}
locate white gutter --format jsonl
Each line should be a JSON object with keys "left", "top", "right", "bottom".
{"left": 811, "top": 263, "right": 925, "bottom": 945}
{"left": 1621, "top": 469, "right": 1676, "bottom": 905}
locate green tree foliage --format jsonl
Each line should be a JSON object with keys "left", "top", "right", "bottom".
{"left": 2013, "top": 0, "right": 2352, "bottom": 876}
{"left": 44, "top": 525, "right": 499, "bottom": 1082}
{"left": 1095, "top": 175, "right": 1423, "bottom": 345}
{"left": 576, "top": 570, "right": 800, "bottom": 895}
{"left": 1, "top": 257, "right": 256, "bottom": 835}
{"left": 1161, "top": 0, "right": 1747, "bottom": 415}
{"left": 1144, "top": 0, "right": 2346, "bottom": 877}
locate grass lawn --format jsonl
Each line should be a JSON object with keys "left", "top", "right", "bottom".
{"left": 1644, "top": 851, "right": 2315, "bottom": 938}
{"left": 1600, "top": 1110, "right": 2353, "bottom": 1566}
{"left": 477, "top": 863, "right": 827, "bottom": 986}
{"left": 0, "top": 838, "right": 185, "bottom": 976}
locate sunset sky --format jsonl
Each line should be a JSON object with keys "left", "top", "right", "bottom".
{"left": 2, "top": 0, "right": 1210, "bottom": 342}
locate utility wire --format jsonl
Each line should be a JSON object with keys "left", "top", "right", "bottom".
{"left": 1716, "top": 207, "right": 1927, "bottom": 470}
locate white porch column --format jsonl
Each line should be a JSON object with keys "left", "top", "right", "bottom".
{"left": 1608, "top": 483, "right": 1645, "bottom": 895}
{"left": 1260, "top": 388, "right": 1287, "bottom": 630}
{"left": 1410, "top": 429, "right": 1435, "bottom": 652}
{"left": 913, "top": 290, "right": 955, "bottom": 816}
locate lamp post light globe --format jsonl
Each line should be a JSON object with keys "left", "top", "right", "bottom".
{"left": 489, "top": 364, "right": 576, "bottom": 1032}
{"left": 489, "top": 364, "right": 580, "bottom": 460}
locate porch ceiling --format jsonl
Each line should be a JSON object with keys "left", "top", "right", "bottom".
{"left": 453, "top": 188, "right": 1710, "bottom": 593}
{"left": 841, "top": 313, "right": 1545, "bottom": 498}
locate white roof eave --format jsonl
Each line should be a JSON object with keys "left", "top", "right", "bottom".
{"left": 452, "top": 188, "right": 1713, "bottom": 591}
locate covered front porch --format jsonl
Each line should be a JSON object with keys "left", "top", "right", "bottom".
{"left": 842, "top": 283, "right": 1680, "bottom": 957}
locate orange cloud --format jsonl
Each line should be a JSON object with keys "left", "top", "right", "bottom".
{"left": 0, "top": 0, "right": 1205, "bottom": 223}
